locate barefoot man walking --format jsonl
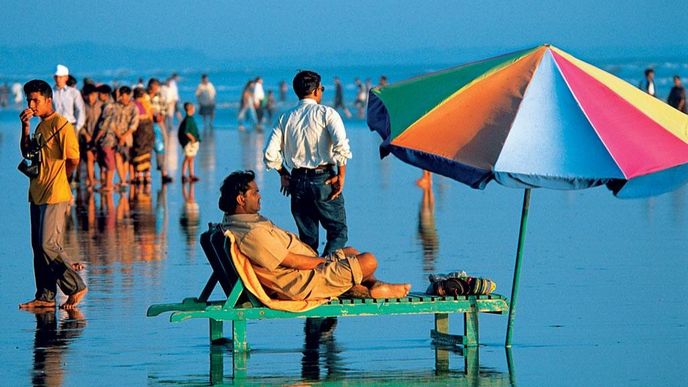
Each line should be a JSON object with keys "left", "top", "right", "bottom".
{"left": 19, "top": 79, "right": 87, "bottom": 310}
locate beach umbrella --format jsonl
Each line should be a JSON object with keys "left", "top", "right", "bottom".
{"left": 367, "top": 44, "right": 688, "bottom": 346}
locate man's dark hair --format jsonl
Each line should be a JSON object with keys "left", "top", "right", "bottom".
{"left": 645, "top": 68, "right": 654, "bottom": 76}
{"left": 23, "top": 80, "right": 52, "bottom": 98}
{"left": 183, "top": 102, "right": 194, "bottom": 111}
{"left": 96, "top": 84, "right": 112, "bottom": 94}
{"left": 133, "top": 87, "right": 146, "bottom": 99}
{"left": 219, "top": 170, "right": 255, "bottom": 214}
{"left": 119, "top": 86, "right": 132, "bottom": 95}
{"left": 83, "top": 84, "right": 97, "bottom": 96}
{"left": 67, "top": 75, "right": 77, "bottom": 87}
{"left": 147, "top": 78, "right": 160, "bottom": 91}
{"left": 293, "top": 70, "right": 321, "bottom": 99}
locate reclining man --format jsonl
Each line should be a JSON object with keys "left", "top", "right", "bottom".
{"left": 219, "top": 170, "right": 411, "bottom": 300}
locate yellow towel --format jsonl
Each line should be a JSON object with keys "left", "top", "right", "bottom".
{"left": 224, "top": 230, "right": 327, "bottom": 312}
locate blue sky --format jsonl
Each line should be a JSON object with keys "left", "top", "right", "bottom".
{"left": 1, "top": 1, "right": 686, "bottom": 67}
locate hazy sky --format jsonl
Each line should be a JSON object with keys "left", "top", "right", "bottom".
{"left": 2, "top": 1, "right": 686, "bottom": 62}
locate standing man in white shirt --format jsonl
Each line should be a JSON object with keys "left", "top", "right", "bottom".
{"left": 53, "top": 65, "right": 85, "bottom": 134}
{"left": 53, "top": 64, "right": 85, "bottom": 182}
{"left": 253, "top": 76, "right": 265, "bottom": 126}
{"left": 195, "top": 74, "right": 217, "bottom": 129}
{"left": 264, "top": 70, "right": 352, "bottom": 256}
{"left": 639, "top": 68, "right": 656, "bottom": 97}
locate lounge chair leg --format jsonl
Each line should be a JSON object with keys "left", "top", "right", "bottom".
{"left": 433, "top": 313, "right": 450, "bottom": 372}
{"left": 435, "top": 313, "right": 449, "bottom": 334}
{"left": 209, "top": 319, "right": 224, "bottom": 343}
{"left": 232, "top": 320, "right": 248, "bottom": 352}
{"left": 232, "top": 351, "right": 248, "bottom": 379}
{"left": 464, "top": 346, "right": 479, "bottom": 377}
{"left": 209, "top": 343, "right": 224, "bottom": 384}
{"left": 464, "top": 301, "right": 479, "bottom": 347}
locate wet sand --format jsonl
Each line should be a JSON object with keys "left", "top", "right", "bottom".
{"left": 1, "top": 109, "right": 687, "bottom": 385}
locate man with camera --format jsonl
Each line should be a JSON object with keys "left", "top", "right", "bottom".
{"left": 19, "top": 79, "right": 88, "bottom": 311}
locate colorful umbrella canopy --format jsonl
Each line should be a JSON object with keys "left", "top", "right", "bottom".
{"left": 367, "top": 45, "right": 688, "bottom": 346}
{"left": 368, "top": 45, "right": 688, "bottom": 198}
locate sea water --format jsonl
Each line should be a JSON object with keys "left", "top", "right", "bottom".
{"left": 0, "top": 61, "right": 686, "bottom": 386}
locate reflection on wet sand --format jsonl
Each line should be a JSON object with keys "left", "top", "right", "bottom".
{"left": 180, "top": 182, "right": 201, "bottom": 260}
{"left": 198, "top": 127, "right": 216, "bottom": 174}
{"left": 417, "top": 172, "right": 439, "bottom": 272}
{"left": 30, "top": 309, "right": 86, "bottom": 387}
{"left": 69, "top": 184, "right": 168, "bottom": 296}
{"left": 208, "top": 340, "right": 515, "bottom": 385}
{"left": 301, "top": 318, "right": 344, "bottom": 381}
{"left": 239, "top": 130, "right": 265, "bottom": 187}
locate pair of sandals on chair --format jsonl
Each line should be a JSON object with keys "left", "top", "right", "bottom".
{"left": 426, "top": 271, "right": 496, "bottom": 297}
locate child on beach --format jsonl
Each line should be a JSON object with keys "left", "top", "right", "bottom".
{"left": 178, "top": 102, "right": 201, "bottom": 182}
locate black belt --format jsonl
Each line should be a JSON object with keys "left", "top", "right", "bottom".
{"left": 292, "top": 165, "right": 334, "bottom": 175}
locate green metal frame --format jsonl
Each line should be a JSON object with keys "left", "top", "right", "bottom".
{"left": 164, "top": 295, "right": 506, "bottom": 321}
{"left": 148, "top": 291, "right": 508, "bottom": 352}
{"left": 147, "top": 224, "right": 511, "bottom": 380}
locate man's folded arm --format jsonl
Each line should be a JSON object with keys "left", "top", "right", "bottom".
{"left": 280, "top": 252, "right": 325, "bottom": 270}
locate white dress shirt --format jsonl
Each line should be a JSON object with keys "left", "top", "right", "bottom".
{"left": 253, "top": 82, "right": 265, "bottom": 104}
{"left": 168, "top": 79, "right": 180, "bottom": 102}
{"left": 264, "top": 98, "right": 352, "bottom": 170}
{"left": 53, "top": 85, "right": 85, "bottom": 130}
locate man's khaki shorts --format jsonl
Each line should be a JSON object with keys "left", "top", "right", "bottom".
{"left": 310, "top": 255, "right": 363, "bottom": 298}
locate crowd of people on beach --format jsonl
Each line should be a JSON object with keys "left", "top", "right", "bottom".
{"left": 16, "top": 66, "right": 413, "bottom": 322}
{"left": 237, "top": 76, "right": 273, "bottom": 131}
{"left": 232, "top": 74, "right": 388, "bottom": 131}
{"left": 638, "top": 67, "right": 686, "bottom": 112}
{"left": 13, "top": 60, "right": 686, "bottom": 317}
{"left": 15, "top": 65, "right": 211, "bottom": 311}
{"left": 25, "top": 66, "right": 212, "bottom": 194}
{"left": 0, "top": 81, "right": 24, "bottom": 107}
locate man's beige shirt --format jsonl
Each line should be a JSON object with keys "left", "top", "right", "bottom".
{"left": 223, "top": 213, "right": 321, "bottom": 300}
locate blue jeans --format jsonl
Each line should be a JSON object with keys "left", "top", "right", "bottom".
{"left": 290, "top": 169, "right": 348, "bottom": 255}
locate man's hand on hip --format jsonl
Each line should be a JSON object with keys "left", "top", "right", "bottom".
{"left": 280, "top": 173, "right": 291, "bottom": 196}
{"left": 325, "top": 175, "right": 345, "bottom": 200}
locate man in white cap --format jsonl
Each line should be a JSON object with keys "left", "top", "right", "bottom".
{"left": 53, "top": 64, "right": 85, "bottom": 135}
{"left": 53, "top": 64, "right": 86, "bottom": 182}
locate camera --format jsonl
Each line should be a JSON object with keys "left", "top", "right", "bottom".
{"left": 17, "top": 133, "right": 42, "bottom": 179}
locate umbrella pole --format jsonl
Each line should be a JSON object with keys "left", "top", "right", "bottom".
{"left": 505, "top": 188, "right": 531, "bottom": 347}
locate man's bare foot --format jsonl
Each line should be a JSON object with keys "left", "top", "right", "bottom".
{"left": 64, "top": 307, "right": 85, "bottom": 321}
{"left": 342, "top": 284, "right": 370, "bottom": 298}
{"left": 416, "top": 171, "right": 433, "bottom": 188}
{"left": 60, "top": 288, "right": 87, "bottom": 310}
{"left": 369, "top": 282, "right": 411, "bottom": 299}
{"left": 19, "top": 299, "right": 56, "bottom": 309}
